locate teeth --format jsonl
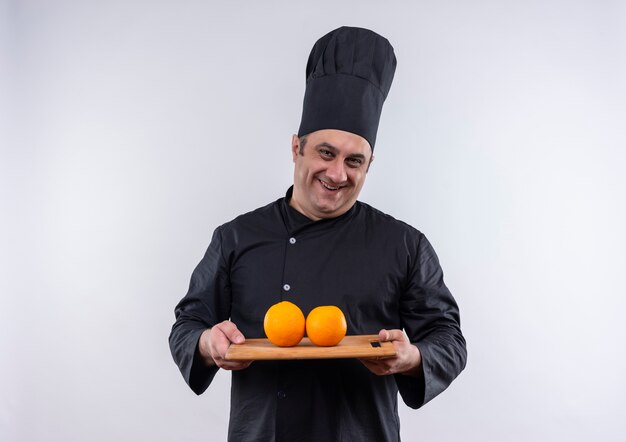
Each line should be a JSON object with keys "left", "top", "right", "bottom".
{"left": 320, "top": 180, "right": 339, "bottom": 190}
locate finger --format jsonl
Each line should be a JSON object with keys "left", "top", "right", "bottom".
{"left": 360, "top": 359, "right": 387, "bottom": 369}
{"left": 218, "top": 360, "right": 253, "bottom": 371}
{"left": 211, "top": 346, "right": 252, "bottom": 369}
{"left": 359, "top": 356, "right": 393, "bottom": 368}
{"left": 359, "top": 359, "right": 393, "bottom": 376}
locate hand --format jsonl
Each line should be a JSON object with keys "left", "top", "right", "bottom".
{"left": 359, "top": 329, "right": 422, "bottom": 377}
{"left": 198, "top": 320, "right": 252, "bottom": 371}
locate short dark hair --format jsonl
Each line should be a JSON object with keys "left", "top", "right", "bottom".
{"left": 298, "top": 135, "right": 308, "bottom": 155}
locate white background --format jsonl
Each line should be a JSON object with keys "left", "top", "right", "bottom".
{"left": 2, "top": 1, "right": 625, "bottom": 441}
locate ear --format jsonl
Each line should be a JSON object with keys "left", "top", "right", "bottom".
{"left": 291, "top": 134, "right": 299, "bottom": 162}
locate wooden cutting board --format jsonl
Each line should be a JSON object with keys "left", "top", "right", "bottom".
{"left": 225, "top": 334, "right": 396, "bottom": 361}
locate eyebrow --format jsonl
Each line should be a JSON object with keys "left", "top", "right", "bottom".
{"left": 315, "top": 142, "right": 367, "bottom": 161}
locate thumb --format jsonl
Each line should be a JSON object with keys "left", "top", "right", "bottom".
{"left": 378, "top": 329, "right": 391, "bottom": 342}
{"left": 218, "top": 321, "right": 245, "bottom": 344}
{"left": 379, "top": 329, "right": 406, "bottom": 342}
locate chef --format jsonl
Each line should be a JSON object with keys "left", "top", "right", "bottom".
{"left": 169, "top": 26, "right": 467, "bottom": 441}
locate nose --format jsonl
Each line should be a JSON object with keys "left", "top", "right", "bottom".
{"left": 326, "top": 159, "right": 347, "bottom": 183}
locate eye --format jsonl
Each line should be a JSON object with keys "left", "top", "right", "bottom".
{"left": 346, "top": 157, "right": 363, "bottom": 168}
{"left": 319, "top": 149, "right": 334, "bottom": 159}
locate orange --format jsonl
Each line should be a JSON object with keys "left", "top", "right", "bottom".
{"left": 305, "top": 305, "right": 347, "bottom": 346}
{"left": 263, "top": 301, "right": 306, "bottom": 347}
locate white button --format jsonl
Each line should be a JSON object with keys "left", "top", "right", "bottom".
{"left": 283, "top": 284, "right": 291, "bottom": 291}
{"left": 289, "top": 237, "right": 296, "bottom": 244}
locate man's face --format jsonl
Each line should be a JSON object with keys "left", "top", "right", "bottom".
{"left": 290, "top": 129, "right": 373, "bottom": 221}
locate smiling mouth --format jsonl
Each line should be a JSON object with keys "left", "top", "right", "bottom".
{"left": 318, "top": 179, "right": 342, "bottom": 191}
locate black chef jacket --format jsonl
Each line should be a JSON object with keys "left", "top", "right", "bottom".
{"left": 169, "top": 188, "right": 466, "bottom": 441}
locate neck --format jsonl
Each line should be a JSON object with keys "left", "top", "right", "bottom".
{"left": 288, "top": 189, "right": 322, "bottom": 221}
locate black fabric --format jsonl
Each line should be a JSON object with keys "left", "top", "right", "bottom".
{"left": 169, "top": 188, "right": 467, "bottom": 441}
{"left": 297, "top": 27, "right": 397, "bottom": 150}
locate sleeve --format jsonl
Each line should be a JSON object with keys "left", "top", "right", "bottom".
{"left": 168, "top": 226, "right": 232, "bottom": 395}
{"left": 395, "top": 233, "right": 467, "bottom": 409}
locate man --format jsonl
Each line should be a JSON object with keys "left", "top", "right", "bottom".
{"left": 170, "top": 26, "right": 466, "bottom": 441}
